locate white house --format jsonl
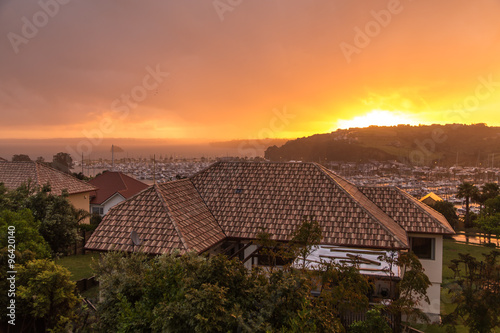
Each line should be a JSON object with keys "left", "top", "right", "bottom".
{"left": 86, "top": 162, "right": 454, "bottom": 322}
{"left": 88, "top": 171, "right": 148, "bottom": 216}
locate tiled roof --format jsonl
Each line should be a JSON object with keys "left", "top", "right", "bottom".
{"left": 0, "top": 161, "right": 96, "bottom": 195}
{"left": 359, "top": 186, "right": 454, "bottom": 235}
{"left": 87, "top": 162, "right": 454, "bottom": 255}
{"left": 88, "top": 172, "right": 148, "bottom": 205}
{"left": 191, "top": 162, "right": 409, "bottom": 250}
{"left": 85, "top": 179, "right": 225, "bottom": 254}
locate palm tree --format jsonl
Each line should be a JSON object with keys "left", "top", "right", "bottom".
{"left": 457, "top": 182, "right": 479, "bottom": 228}
{"left": 478, "top": 183, "right": 500, "bottom": 211}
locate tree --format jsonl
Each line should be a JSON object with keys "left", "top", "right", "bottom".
{"left": 477, "top": 183, "right": 500, "bottom": 210}
{"left": 430, "top": 201, "right": 459, "bottom": 230}
{"left": 12, "top": 154, "right": 32, "bottom": 161}
{"left": 379, "top": 251, "right": 431, "bottom": 326}
{"left": 0, "top": 209, "right": 52, "bottom": 325}
{"left": 443, "top": 251, "right": 500, "bottom": 333}
{"left": 484, "top": 196, "right": 500, "bottom": 216}
{"left": 0, "top": 182, "right": 86, "bottom": 255}
{"left": 16, "top": 259, "right": 79, "bottom": 332}
{"left": 457, "top": 182, "right": 479, "bottom": 228}
{"left": 314, "top": 262, "right": 371, "bottom": 331}
{"left": 350, "top": 307, "right": 392, "bottom": 333}
{"left": 93, "top": 247, "right": 374, "bottom": 332}
{"left": 72, "top": 172, "right": 90, "bottom": 181}
{"left": 52, "top": 152, "right": 73, "bottom": 173}
{"left": 290, "top": 215, "right": 322, "bottom": 270}
{"left": 0, "top": 208, "right": 51, "bottom": 260}
{"left": 474, "top": 214, "right": 500, "bottom": 243}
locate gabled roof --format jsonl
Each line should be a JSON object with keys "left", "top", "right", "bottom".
{"left": 88, "top": 172, "right": 148, "bottom": 205}
{"left": 419, "top": 192, "right": 443, "bottom": 206}
{"left": 85, "top": 179, "right": 226, "bottom": 254}
{"left": 359, "top": 187, "right": 454, "bottom": 235}
{"left": 87, "top": 162, "right": 455, "bottom": 255}
{"left": 0, "top": 157, "right": 7, "bottom": 162}
{"left": 191, "top": 162, "right": 408, "bottom": 249}
{"left": 0, "top": 161, "right": 96, "bottom": 195}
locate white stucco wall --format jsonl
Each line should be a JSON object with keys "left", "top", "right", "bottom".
{"left": 103, "top": 194, "right": 125, "bottom": 215}
{"left": 408, "top": 233, "right": 443, "bottom": 322}
{"left": 244, "top": 244, "right": 258, "bottom": 270}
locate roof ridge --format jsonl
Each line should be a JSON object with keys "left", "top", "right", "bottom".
{"left": 190, "top": 161, "right": 221, "bottom": 180}
{"left": 393, "top": 187, "right": 454, "bottom": 234}
{"left": 37, "top": 161, "right": 98, "bottom": 192}
{"left": 117, "top": 172, "right": 128, "bottom": 193}
{"left": 187, "top": 178, "right": 228, "bottom": 239}
{"left": 312, "top": 163, "right": 408, "bottom": 249}
{"left": 154, "top": 181, "right": 189, "bottom": 251}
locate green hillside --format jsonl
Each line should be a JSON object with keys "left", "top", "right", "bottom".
{"left": 264, "top": 124, "right": 500, "bottom": 166}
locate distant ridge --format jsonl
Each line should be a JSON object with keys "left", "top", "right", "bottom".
{"left": 264, "top": 123, "right": 500, "bottom": 167}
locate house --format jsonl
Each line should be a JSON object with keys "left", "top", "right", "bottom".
{"left": 0, "top": 161, "right": 97, "bottom": 222}
{"left": 88, "top": 171, "right": 149, "bottom": 216}
{"left": 0, "top": 157, "right": 7, "bottom": 162}
{"left": 419, "top": 192, "right": 443, "bottom": 206}
{"left": 359, "top": 186, "right": 452, "bottom": 321}
{"left": 85, "top": 162, "right": 453, "bottom": 321}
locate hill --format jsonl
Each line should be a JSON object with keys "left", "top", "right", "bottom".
{"left": 264, "top": 124, "right": 500, "bottom": 166}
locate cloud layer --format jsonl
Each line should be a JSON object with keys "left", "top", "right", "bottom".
{"left": 1, "top": 0, "right": 500, "bottom": 140}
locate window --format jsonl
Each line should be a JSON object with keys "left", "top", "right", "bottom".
{"left": 92, "top": 206, "right": 104, "bottom": 216}
{"left": 410, "top": 237, "right": 435, "bottom": 260}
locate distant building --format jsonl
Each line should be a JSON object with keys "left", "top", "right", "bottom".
{"left": 86, "top": 162, "right": 454, "bottom": 322}
{"left": 88, "top": 171, "right": 149, "bottom": 216}
{"left": 0, "top": 161, "right": 96, "bottom": 222}
{"left": 0, "top": 157, "right": 6, "bottom": 162}
{"left": 419, "top": 192, "right": 443, "bottom": 206}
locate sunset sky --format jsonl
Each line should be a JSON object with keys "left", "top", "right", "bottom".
{"left": 1, "top": 0, "right": 500, "bottom": 142}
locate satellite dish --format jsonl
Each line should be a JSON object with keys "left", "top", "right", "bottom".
{"left": 130, "top": 230, "right": 142, "bottom": 246}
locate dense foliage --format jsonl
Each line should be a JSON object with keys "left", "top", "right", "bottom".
{"left": 457, "top": 182, "right": 479, "bottom": 228}
{"left": 92, "top": 247, "right": 432, "bottom": 332}
{"left": 16, "top": 259, "right": 79, "bottom": 332}
{"left": 443, "top": 251, "right": 500, "bottom": 333}
{"left": 430, "top": 201, "right": 459, "bottom": 230}
{"left": 0, "top": 182, "right": 84, "bottom": 331}
{"left": 93, "top": 251, "right": 364, "bottom": 332}
{"left": 0, "top": 182, "right": 86, "bottom": 255}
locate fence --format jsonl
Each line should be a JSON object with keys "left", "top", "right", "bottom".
{"left": 68, "top": 230, "right": 93, "bottom": 255}
{"left": 76, "top": 276, "right": 98, "bottom": 294}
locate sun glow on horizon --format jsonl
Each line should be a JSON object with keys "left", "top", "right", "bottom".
{"left": 335, "top": 110, "right": 421, "bottom": 130}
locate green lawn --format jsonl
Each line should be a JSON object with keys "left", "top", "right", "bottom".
{"left": 55, "top": 252, "right": 100, "bottom": 281}
{"left": 411, "top": 239, "right": 499, "bottom": 332}
{"left": 442, "top": 238, "right": 497, "bottom": 282}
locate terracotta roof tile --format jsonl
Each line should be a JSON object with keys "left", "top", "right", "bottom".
{"left": 88, "top": 172, "right": 148, "bottom": 204}
{"left": 0, "top": 161, "right": 96, "bottom": 195}
{"left": 191, "top": 162, "right": 408, "bottom": 249}
{"left": 359, "top": 186, "right": 454, "bottom": 235}
{"left": 85, "top": 179, "right": 225, "bottom": 254}
{"left": 87, "top": 162, "right": 453, "bottom": 255}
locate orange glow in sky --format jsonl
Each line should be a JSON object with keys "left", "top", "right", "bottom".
{"left": 1, "top": 0, "right": 500, "bottom": 142}
{"left": 336, "top": 110, "right": 421, "bottom": 130}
